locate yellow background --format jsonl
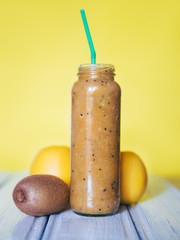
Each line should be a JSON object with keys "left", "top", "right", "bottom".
{"left": 0, "top": 0, "right": 180, "bottom": 176}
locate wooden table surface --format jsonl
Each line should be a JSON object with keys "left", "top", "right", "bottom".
{"left": 0, "top": 172, "right": 180, "bottom": 240}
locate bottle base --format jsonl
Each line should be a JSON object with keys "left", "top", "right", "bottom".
{"left": 73, "top": 210, "right": 118, "bottom": 217}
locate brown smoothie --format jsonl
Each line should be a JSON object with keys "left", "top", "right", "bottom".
{"left": 70, "top": 64, "right": 121, "bottom": 215}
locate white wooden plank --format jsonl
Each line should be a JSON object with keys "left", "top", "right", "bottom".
{"left": 42, "top": 206, "right": 140, "bottom": 240}
{"left": 12, "top": 215, "right": 48, "bottom": 240}
{"left": 128, "top": 175, "right": 180, "bottom": 240}
{"left": 0, "top": 172, "right": 10, "bottom": 186}
{"left": 0, "top": 172, "right": 48, "bottom": 240}
{"left": 0, "top": 173, "right": 28, "bottom": 240}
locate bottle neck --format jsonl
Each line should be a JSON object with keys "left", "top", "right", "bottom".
{"left": 78, "top": 64, "right": 115, "bottom": 81}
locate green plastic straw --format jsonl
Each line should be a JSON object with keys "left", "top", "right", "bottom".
{"left": 80, "top": 9, "right": 96, "bottom": 64}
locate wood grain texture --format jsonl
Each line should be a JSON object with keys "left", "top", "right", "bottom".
{"left": 0, "top": 173, "right": 139, "bottom": 240}
{"left": 0, "top": 172, "right": 48, "bottom": 240}
{"left": 128, "top": 175, "right": 180, "bottom": 240}
{"left": 12, "top": 215, "right": 48, "bottom": 240}
{"left": 0, "top": 173, "right": 180, "bottom": 240}
{"left": 0, "top": 172, "right": 10, "bottom": 186}
{"left": 0, "top": 172, "right": 29, "bottom": 240}
{"left": 42, "top": 206, "right": 139, "bottom": 240}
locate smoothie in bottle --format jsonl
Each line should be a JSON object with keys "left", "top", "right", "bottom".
{"left": 70, "top": 64, "right": 121, "bottom": 215}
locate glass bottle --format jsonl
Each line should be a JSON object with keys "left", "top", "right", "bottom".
{"left": 70, "top": 64, "right": 121, "bottom": 216}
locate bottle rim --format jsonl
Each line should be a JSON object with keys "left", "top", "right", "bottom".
{"left": 78, "top": 64, "right": 115, "bottom": 76}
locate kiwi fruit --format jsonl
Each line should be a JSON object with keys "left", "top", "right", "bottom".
{"left": 13, "top": 174, "right": 69, "bottom": 216}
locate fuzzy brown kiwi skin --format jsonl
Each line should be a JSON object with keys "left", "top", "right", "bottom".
{"left": 12, "top": 175, "right": 69, "bottom": 216}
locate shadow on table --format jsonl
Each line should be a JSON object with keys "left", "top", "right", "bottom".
{"left": 136, "top": 175, "right": 168, "bottom": 204}
{"left": 12, "top": 214, "right": 48, "bottom": 240}
{"left": 12, "top": 203, "right": 70, "bottom": 240}
{"left": 12, "top": 215, "right": 35, "bottom": 240}
{"left": 12, "top": 204, "right": 126, "bottom": 240}
{"left": 118, "top": 205, "right": 127, "bottom": 214}
{"left": 166, "top": 177, "right": 180, "bottom": 190}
